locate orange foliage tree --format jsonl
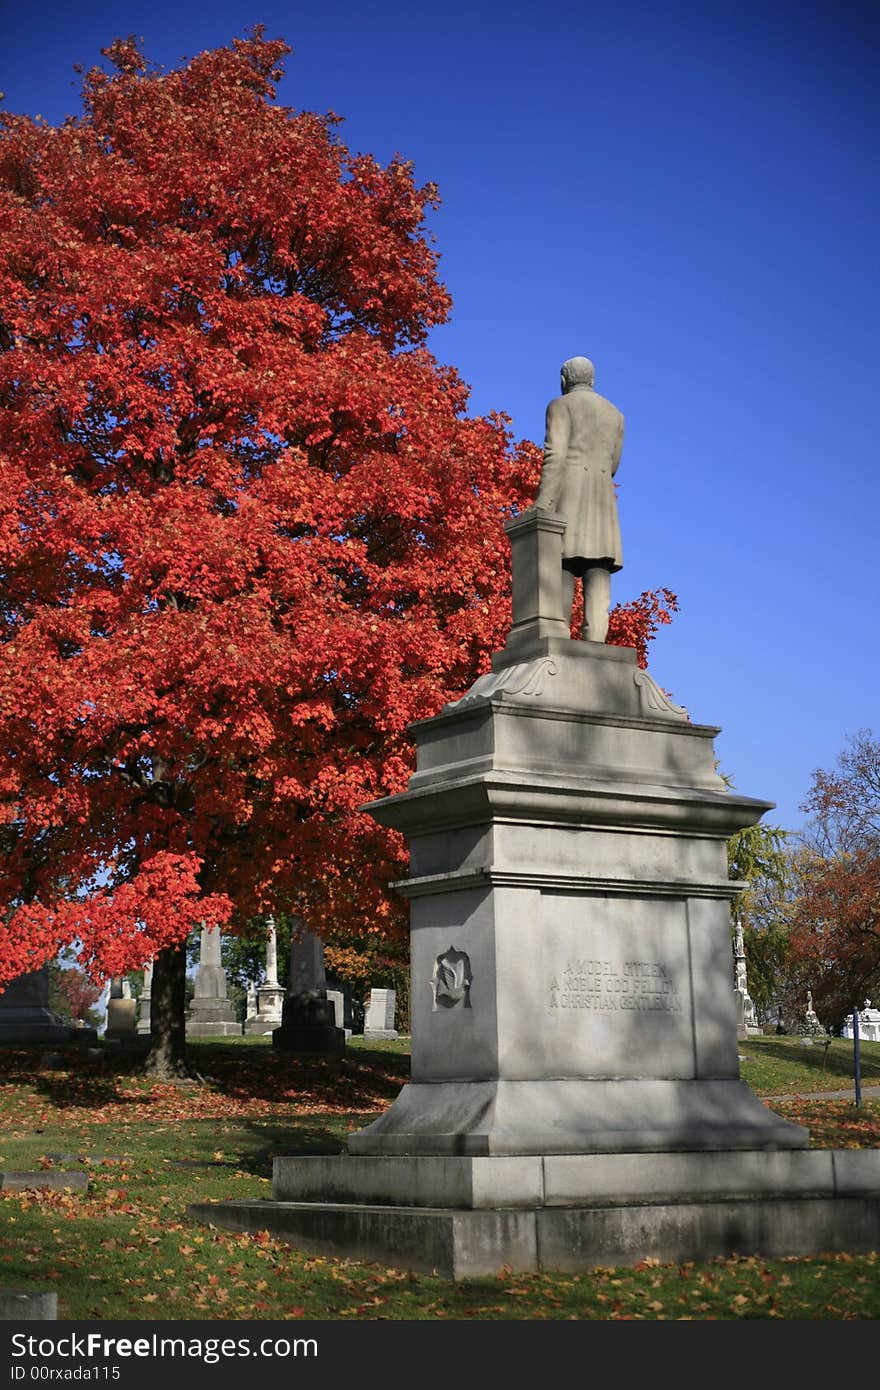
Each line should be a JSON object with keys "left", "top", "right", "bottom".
{"left": 0, "top": 32, "right": 676, "bottom": 1068}
{"left": 790, "top": 731, "right": 880, "bottom": 1029}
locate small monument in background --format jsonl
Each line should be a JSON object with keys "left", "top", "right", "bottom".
{"left": 0, "top": 966, "right": 76, "bottom": 1044}
{"left": 245, "top": 918, "right": 286, "bottom": 1035}
{"left": 363, "top": 988, "right": 398, "bottom": 1040}
{"left": 843, "top": 1002, "right": 880, "bottom": 1043}
{"left": 796, "top": 989, "right": 827, "bottom": 1039}
{"left": 245, "top": 983, "right": 258, "bottom": 1027}
{"left": 186, "top": 927, "right": 241, "bottom": 1037}
{"left": 105, "top": 978, "right": 138, "bottom": 1040}
{"left": 136, "top": 962, "right": 153, "bottom": 1036}
{"left": 733, "top": 918, "right": 761, "bottom": 1038}
{"left": 272, "top": 923, "right": 344, "bottom": 1053}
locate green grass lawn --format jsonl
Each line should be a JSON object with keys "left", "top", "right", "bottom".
{"left": 0, "top": 1035, "right": 878, "bottom": 1320}
{"left": 737, "top": 1035, "right": 880, "bottom": 1095}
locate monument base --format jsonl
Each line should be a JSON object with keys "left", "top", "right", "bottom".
{"left": 0, "top": 1010, "right": 79, "bottom": 1044}
{"left": 186, "top": 1020, "right": 243, "bottom": 1037}
{"left": 190, "top": 1148, "right": 880, "bottom": 1279}
{"left": 345, "top": 1077, "right": 807, "bottom": 1155}
{"left": 186, "top": 1000, "right": 242, "bottom": 1038}
{"left": 244, "top": 1017, "right": 280, "bottom": 1035}
{"left": 271, "top": 1024, "right": 345, "bottom": 1053}
{"left": 245, "top": 983, "right": 285, "bottom": 1034}
{"left": 272, "top": 994, "right": 345, "bottom": 1054}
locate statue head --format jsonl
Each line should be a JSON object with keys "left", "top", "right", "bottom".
{"left": 560, "top": 356, "right": 595, "bottom": 392}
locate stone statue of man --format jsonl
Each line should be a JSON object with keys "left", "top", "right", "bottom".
{"left": 534, "top": 356, "right": 624, "bottom": 642}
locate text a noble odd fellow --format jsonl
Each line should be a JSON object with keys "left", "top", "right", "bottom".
{"left": 553, "top": 957, "right": 682, "bottom": 1013}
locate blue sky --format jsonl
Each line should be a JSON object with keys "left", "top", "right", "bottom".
{"left": 2, "top": 0, "right": 877, "bottom": 834}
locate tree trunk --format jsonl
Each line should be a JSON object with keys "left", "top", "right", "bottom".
{"left": 145, "top": 941, "right": 190, "bottom": 1078}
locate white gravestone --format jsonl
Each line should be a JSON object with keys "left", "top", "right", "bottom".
{"left": 363, "top": 988, "right": 398, "bottom": 1040}
{"left": 245, "top": 984, "right": 258, "bottom": 1023}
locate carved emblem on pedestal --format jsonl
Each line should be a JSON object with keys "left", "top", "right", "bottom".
{"left": 430, "top": 947, "right": 473, "bottom": 1011}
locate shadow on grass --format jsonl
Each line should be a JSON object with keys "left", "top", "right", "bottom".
{"left": 0, "top": 1039, "right": 410, "bottom": 1114}
{"left": 226, "top": 1116, "right": 357, "bottom": 1179}
{"left": 0, "top": 1046, "right": 153, "bottom": 1110}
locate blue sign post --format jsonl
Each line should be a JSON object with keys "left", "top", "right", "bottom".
{"left": 853, "top": 1005, "right": 862, "bottom": 1108}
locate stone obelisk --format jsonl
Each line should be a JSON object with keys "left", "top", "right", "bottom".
{"left": 245, "top": 918, "right": 286, "bottom": 1035}
{"left": 186, "top": 927, "right": 241, "bottom": 1036}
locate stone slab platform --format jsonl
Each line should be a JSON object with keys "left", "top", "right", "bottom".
{"left": 272, "top": 1150, "right": 880, "bottom": 1208}
{"left": 189, "top": 1192, "right": 880, "bottom": 1280}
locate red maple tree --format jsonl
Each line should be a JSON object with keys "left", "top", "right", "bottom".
{"left": 0, "top": 32, "right": 676, "bottom": 1069}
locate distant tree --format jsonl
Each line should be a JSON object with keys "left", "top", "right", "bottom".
{"left": 725, "top": 794, "right": 791, "bottom": 1021}
{"left": 802, "top": 730, "right": 880, "bottom": 855}
{"left": 47, "top": 952, "right": 104, "bottom": 1028}
{"left": 728, "top": 821, "right": 790, "bottom": 918}
{"left": 788, "top": 732, "right": 880, "bottom": 1030}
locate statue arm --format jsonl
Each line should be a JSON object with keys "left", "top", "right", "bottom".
{"left": 535, "top": 398, "right": 570, "bottom": 510}
{"left": 611, "top": 411, "right": 624, "bottom": 477}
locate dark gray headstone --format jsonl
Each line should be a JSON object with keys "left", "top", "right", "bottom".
{"left": 0, "top": 967, "right": 73, "bottom": 1044}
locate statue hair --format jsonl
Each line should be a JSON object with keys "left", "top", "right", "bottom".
{"left": 561, "top": 356, "right": 595, "bottom": 388}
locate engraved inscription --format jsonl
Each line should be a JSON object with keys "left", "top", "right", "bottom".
{"left": 431, "top": 946, "right": 473, "bottom": 1011}
{"left": 549, "top": 958, "right": 682, "bottom": 1014}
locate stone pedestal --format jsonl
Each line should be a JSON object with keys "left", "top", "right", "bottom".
{"left": 0, "top": 967, "right": 76, "bottom": 1044}
{"left": 363, "top": 988, "right": 398, "bottom": 1041}
{"left": 193, "top": 508, "right": 880, "bottom": 1274}
{"left": 272, "top": 925, "right": 344, "bottom": 1053}
{"left": 186, "top": 928, "right": 241, "bottom": 1037}
{"left": 348, "top": 633, "right": 797, "bottom": 1157}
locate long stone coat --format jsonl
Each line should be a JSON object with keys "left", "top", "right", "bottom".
{"left": 535, "top": 384, "right": 624, "bottom": 570}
